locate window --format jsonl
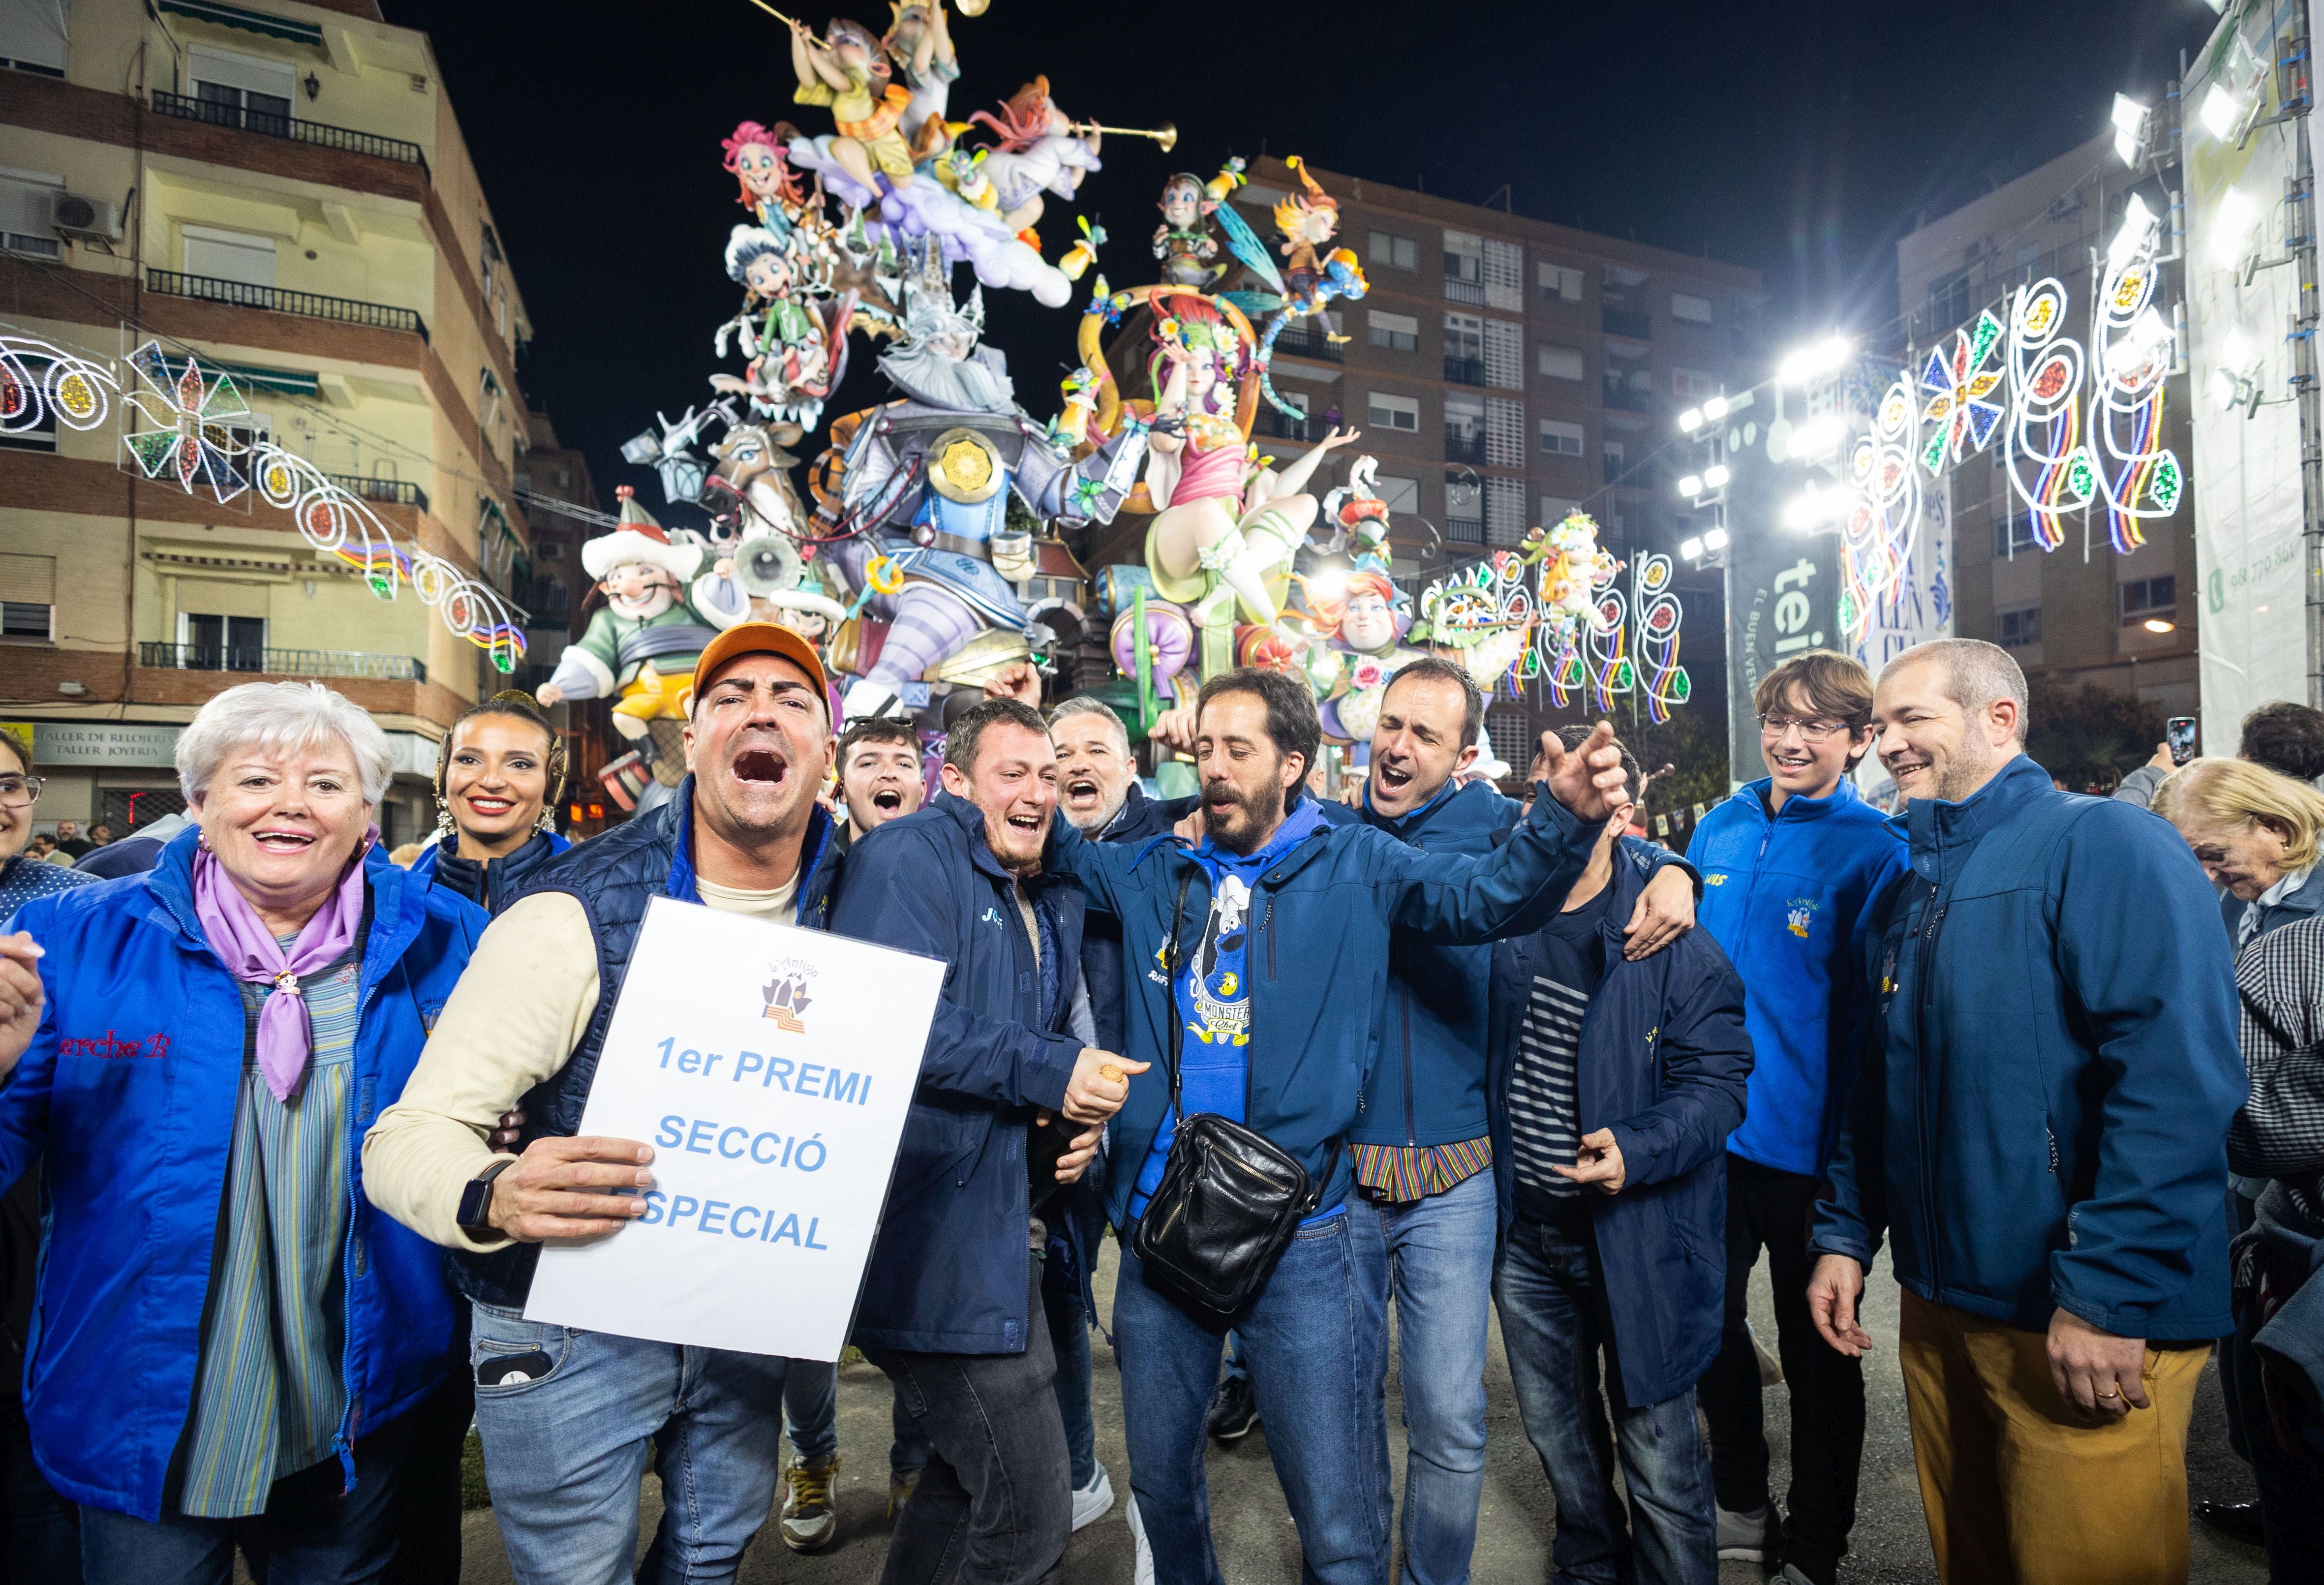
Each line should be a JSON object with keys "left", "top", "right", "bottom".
{"left": 1368, "top": 229, "right": 1416, "bottom": 271}
{"left": 1444, "top": 230, "right": 1484, "bottom": 304}
{"left": 182, "top": 224, "right": 275, "bottom": 288}
{"left": 0, "top": 552, "right": 55, "bottom": 639}
{"left": 1366, "top": 392, "right": 1419, "bottom": 432}
{"left": 1367, "top": 309, "right": 1419, "bottom": 352}
{"left": 1539, "top": 419, "right": 1585, "bottom": 457}
{"left": 0, "top": 171, "right": 60, "bottom": 258}
{"left": 1994, "top": 515, "right": 2041, "bottom": 556}
{"left": 1483, "top": 238, "right": 1525, "bottom": 311}
{"left": 1538, "top": 344, "right": 1585, "bottom": 381}
{"left": 1998, "top": 607, "right": 2042, "bottom": 648}
{"left": 1, "top": 0, "right": 68, "bottom": 75}
{"left": 1538, "top": 263, "right": 1585, "bottom": 303}
{"left": 1444, "top": 392, "right": 1484, "bottom": 460}
{"left": 2121, "top": 576, "right": 2177, "bottom": 625}
{"left": 1671, "top": 292, "right": 1714, "bottom": 325}
{"left": 1926, "top": 268, "right": 1970, "bottom": 335}
{"left": 185, "top": 45, "right": 296, "bottom": 131}
{"left": 1604, "top": 440, "right": 1626, "bottom": 485}
{"left": 1442, "top": 312, "right": 1483, "bottom": 360}
{"left": 1483, "top": 318, "right": 1525, "bottom": 390}
{"left": 1374, "top": 474, "right": 1420, "bottom": 516}
{"left": 1540, "top": 494, "right": 1580, "bottom": 525}
{"left": 1486, "top": 397, "right": 1525, "bottom": 466}
{"left": 1672, "top": 367, "right": 1717, "bottom": 399}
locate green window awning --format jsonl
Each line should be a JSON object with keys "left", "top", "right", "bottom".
{"left": 154, "top": 354, "right": 320, "bottom": 398}
{"left": 156, "top": 0, "right": 324, "bottom": 47}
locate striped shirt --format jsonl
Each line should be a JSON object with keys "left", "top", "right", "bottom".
{"left": 1508, "top": 886, "right": 1614, "bottom": 1202}
{"left": 179, "top": 935, "right": 362, "bottom": 1518}
{"left": 1350, "top": 1135, "right": 1494, "bottom": 1202}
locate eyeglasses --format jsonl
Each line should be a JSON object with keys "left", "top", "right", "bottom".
{"left": 0, "top": 775, "right": 42, "bottom": 808}
{"left": 1758, "top": 714, "right": 1855, "bottom": 744}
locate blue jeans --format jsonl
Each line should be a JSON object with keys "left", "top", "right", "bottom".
{"left": 1115, "top": 1211, "right": 1392, "bottom": 1585}
{"left": 79, "top": 1418, "right": 409, "bottom": 1585}
{"left": 781, "top": 1360, "right": 839, "bottom": 1464}
{"left": 1367, "top": 1167, "right": 1498, "bottom": 1585}
{"left": 467, "top": 1301, "right": 790, "bottom": 1585}
{"left": 1494, "top": 1209, "right": 1715, "bottom": 1585}
{"left": 1221, "top": 1331, "right": 1248, "bottom": 1386}
{"left": 1041, "top": 1248, "right": 1097, "bottom": 1490}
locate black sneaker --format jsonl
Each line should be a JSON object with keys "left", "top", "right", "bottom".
{"left": 1206, "top": 1374, "right": 1258, "bottom": 1441}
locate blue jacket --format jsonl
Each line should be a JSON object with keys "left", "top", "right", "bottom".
{"left": 1690, "top": 778, "right": 1908, "bottom": 1177}
{"left": 830, "top": 792, "right": 1086, "bottom": 1353}
{"left": 1811, "top": 756, "right": 2247, "bottom": 1340}
{"left": 1489, "top": 855, "right": 1754, "bottom": 1405}
{"left": 1046, "top": 785, "right": 1605, "bottom": 1230}
{"left": 0, "top": 830, "right": 486, "bottom": 1521}
{"left": 2222, "top": 862, "right": 2324, "bottom": 947}
{"left": 1341, "top": 783, "right": 1695, "bottom": 1152}
{"left": 1079, "top": 783, "right": 1181, "bottom": 1056}
{"left": 410, "top": 828, "right": 571, "bottom": 917}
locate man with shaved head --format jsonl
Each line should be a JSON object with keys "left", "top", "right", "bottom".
{"left": 1806, "top": 639, "right": 2244, "bottom": 1585}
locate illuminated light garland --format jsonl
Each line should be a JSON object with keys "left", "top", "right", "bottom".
{"left": 2001, "top": 278, "right": 2097, "bottom": 551}
{"left": 2090, "top": 216, "right": 2184, "bottom": 554}
{"left": 1917, "top": 309, "right": 2007, "bottom": 474}
{"left": 1839, "top": 379, "right": 1923, "bottom": 641}
{"left": 1630, "top": 552, "right": 1691, "bottom": 724}
{"left": 0, "top": 334, "right": 526, "bottom": 669}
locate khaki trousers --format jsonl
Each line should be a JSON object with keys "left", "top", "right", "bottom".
{"left": 1896, "top": 1289, "right": 2208, "bottom": 1585}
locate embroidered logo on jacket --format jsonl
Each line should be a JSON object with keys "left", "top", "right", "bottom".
{"left": 1786, "top": 897, "right": 1817, "bottom": 938}
{"left": 59, "top": 1031, "right": 171, "bottom": 1060}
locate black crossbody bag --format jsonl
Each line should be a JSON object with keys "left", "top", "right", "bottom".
{"left": 1131, "top": 873, "right": 1320, "bottom": 1318}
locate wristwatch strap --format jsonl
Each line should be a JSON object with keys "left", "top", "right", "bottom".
{"left": 457, "top": 1157, "right": 518, "bottom": 1237}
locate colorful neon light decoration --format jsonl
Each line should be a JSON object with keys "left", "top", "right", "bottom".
{"left": 2091, "top": 210, "right": 2184, "bottom": 553}
{"left": 1917, "top": 309, "right": 2006, "bottom": 473}
{"left": 2001, "top": 278, "right": 2097, "bottom": 551}
{"left": 1630, "top": 551, "right": 1690, "bottom": 724}
{"left": 1, "top": 334, "right": 526, "bottom": 669}
{"left": 1840, "top": 378, "right": 1923, "bottom": 641}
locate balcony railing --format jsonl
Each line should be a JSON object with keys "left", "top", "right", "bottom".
{"left": 324, "top": 473, "right": 427, "bottom": 512}
{"left": 1603, "top": 384, "right": 1657, "bottom": 415}
{"left": 1444, "top": 516, "right": 1485, "bottom": 545}
{"left": 1444, "top": 355, "right": 1485, "bottom": 386}
{"left": 147, "top": 270, "right": 428, "bottom": 341}
{"left": 1443, "top": 276, "right": 1485, "bottom": 306}
{"left": 1602, "top": 307, "right": 1652, "bottom": 340}
{"left": 1258, "top": 410, "right": 1316, "bottom": 442}
{"left": 1444, "top": 429, "right": 1487, "bottom": 464}
{"left": 1271, "top": 327, "right": 1344, "bottom": 363}
{"left": 139, "top": 642, "right": 426, "bottom": 681}
{"left": 150, "top": 90, "right": 429, "bottom": 173}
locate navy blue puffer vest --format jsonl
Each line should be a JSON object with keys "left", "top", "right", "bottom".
{"left": 452, "top": 778, "right": 840, "bottom": 1308}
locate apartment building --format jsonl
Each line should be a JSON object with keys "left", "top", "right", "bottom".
{"left": 1226, "top": 158, "right": 1763, "bottom": 766}
{"left": 1896, "top": 134, "right": 2199, "bottom": 720}
{"left": 0, "top": 0, "right": 537, "bottom": 844}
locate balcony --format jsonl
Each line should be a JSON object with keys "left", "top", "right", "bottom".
{"left": 1602, "top": 308, "right": 1652, "bottom": 341}
{"left": 1258, "top": 409, "right": 1317, "bottom": 443}
{"left": 1444, "top": 429, "right": 1487, "bottom": 464}
{"left": 1444, "top": 276, "right": 1485, "bottom": 306}
{"left": 150, "top": 90, "right": 429, "bottom": 174}
{"left": 1271, "top": 326, "right": 1343, "bottom": 363}
{"left": 1444, "top": 355, "right": 1485, "bottom": 386}
{"left": 324, "top": 473, "right": 428, "bottom": 513}
{"left": 1602, "top": 384, "right": 1657, "bottom": 415}
{"left": 139, "top": 642, "right": 427, "bottom": 681}
{"left": 1445, "top": 516, "right": 1484, "bottom": 545}
{"left": 146, "top": 270, "right": 429, "bottom": 341}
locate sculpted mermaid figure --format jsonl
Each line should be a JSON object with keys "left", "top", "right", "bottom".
{"left": 1141, "top": 292, "right": 1356, "bottom": 630}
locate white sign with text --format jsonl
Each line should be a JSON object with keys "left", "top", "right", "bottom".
{"left": 524, "top": 896, "right": 944, "bottom": 1359}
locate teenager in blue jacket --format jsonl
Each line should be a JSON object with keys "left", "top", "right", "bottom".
{"left": 0, "top": 682, "right": 483, "bottom": 1578}
{"left": 1689, "top": 651, "right": 1907, "bottom": 1585}
{"left": 1486, "top": 727, "right": 1753, "bottom": 1585}
{"left": 1042, "top": 668, "right": 1636, "bottom": 1585}
{"left": 1808, "top": 640, "right": 2245, "bottom": 1585}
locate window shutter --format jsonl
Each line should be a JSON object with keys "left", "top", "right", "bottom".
{"left": 1485, "top": 398, "right": 1525, "bottom": 467}
{"left": 1483, "top": 319, "right": 1524, "bottom": 390}
{"left": 0, "top": 553, "right": 56, "bottom": 604}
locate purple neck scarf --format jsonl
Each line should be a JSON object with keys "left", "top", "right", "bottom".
{"left": 191, "top": 832, "right": 373, "bottom": 1102}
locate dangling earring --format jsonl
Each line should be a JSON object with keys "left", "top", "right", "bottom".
{"left": 434, "top": 799, "right": 456, "bottom": 841}
{"left": 535, "top": 802, "right": 558, "bottom": 834}
{"left": 196, "top": 826, "right": 212, "bottom": 852}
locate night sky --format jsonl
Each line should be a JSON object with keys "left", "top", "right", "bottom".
{"left": 380, "top": 0, "right": 2219, "bottom": 510}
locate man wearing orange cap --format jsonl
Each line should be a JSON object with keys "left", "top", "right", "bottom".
{"left": 365, "top": 624, "right": 848, "bottom": 1583}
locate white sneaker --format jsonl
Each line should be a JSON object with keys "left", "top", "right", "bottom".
{"left": 1715, "top": 1503, "right": 1774, "bottom": 1562}
{"left": 1127, "top": 1493, "right": 1155, "bottom": 1585}
{"left": 1071, "top": 1463, "right": 1116, "bottom": 1532}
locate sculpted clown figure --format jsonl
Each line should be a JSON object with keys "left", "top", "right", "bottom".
{"left": 1274, "top": 156, "right": 1342, "bottom": 311}
{"left": 789, "top": 15, "right": 917, "bottom": 193}
{"left": 722, "top": 119, "right": 809, "bottom": 235}
{"left": 1153, "top": 172, "right": 1224, "bottom": 289}
{"left": 534, "top": 487, "right": 747, "bottom": 738}
{"left": 717, "top": 226, "right": 835, "bottom": 422}
{"left": 968, "top": 76, "right": 1101, "bottom": 241}
{"left": 1313, "top": 569, "right": 1427, "bottom": 743}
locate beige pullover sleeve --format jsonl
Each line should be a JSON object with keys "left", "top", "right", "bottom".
{"left": 362, "top": 892, "right": 602, "bottom": 1251}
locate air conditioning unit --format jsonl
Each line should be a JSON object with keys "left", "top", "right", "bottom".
{"left": 50, "top": 192, "right": 123, "bottom": 244}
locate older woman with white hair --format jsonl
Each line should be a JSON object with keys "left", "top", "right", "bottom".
{"left": 0, "top": 681, "right": 486, "bottom": 1584}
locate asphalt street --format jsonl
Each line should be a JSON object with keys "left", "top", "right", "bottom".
{"left": 452, "top": 1244, "right": 2272, "bottom": 1583}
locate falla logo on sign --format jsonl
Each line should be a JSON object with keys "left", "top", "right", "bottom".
{"left": 762, "top": 957, "right": 818, "bottom": 1033}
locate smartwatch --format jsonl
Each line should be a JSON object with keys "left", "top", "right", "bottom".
{"left": 457, "top": 1158, "right": 518, "bottom": 1238}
